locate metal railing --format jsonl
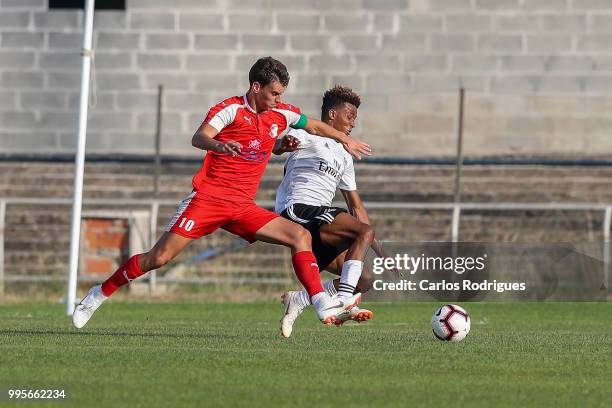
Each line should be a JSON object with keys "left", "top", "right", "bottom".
{"left": 0, "top": 197, "right": 611, "bottom": 293}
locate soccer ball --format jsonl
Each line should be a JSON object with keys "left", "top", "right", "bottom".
{"left": 431, "top": 304, "right": 471, "bottom": 342}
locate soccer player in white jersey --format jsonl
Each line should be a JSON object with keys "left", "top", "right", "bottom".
{"left": 273, "top": 85, "right": 388, "bottom": 338}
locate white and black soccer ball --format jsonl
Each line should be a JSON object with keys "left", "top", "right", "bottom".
{"left": 431, "top": 304, "right": 471, "bottom": 342}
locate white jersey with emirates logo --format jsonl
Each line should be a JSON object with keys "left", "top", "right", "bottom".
{"left": 275, "top": 128, "right": 357, "bottom": 213}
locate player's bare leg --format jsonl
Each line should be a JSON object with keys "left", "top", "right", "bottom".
{"left": 318, "top": 212, "right": 374, "bottom": 298}
{"left": 73, "top": 232, "right": 193, "bottom": 329}
{"left": 254, "top": 217, "right": 361, "bottom": 331}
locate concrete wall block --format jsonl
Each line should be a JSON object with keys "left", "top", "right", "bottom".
{"left": 0, "top": 111, "right": 37, "bottom": 128}
{"left": 228, "top": 14, "right": 273, "bottom": 32}
{"left": 97, "top": 33, "right": 141, "bottom": 50}
{"left": 355, "top": 54, "right": 402, "bottom": 72}
{"left": 48, "top": 32, "right": 81, "bottom": 49}
{"left": 0, "top": 91, "right": 16, "bottom": 109}
{"left": 474, "top": 0, "right": 520, "bottom": 10}
{"left": 145, "top": 73, "right": 190, "bottom": 91}
{"left": 242, "top": 34, "right": 286, "bottom": 51}
{"left": 329, "top": 74, "right": 364, "bottom": 92}
{"left": 493, "top": 15, "right": 540, "bottom": 32}
{"left": 38, "top": 111, "right": 77, "bottom": 130}
{"left": 130, "top": 12, "right": 175, "bottom": 30}
{"left": 0, "top": 51, "right": 35, "bottom": 68}
{"left": 309, "top": 55, "right": 353, "bottom": 72}
{"left": 185, "top": 54, "right": 231, "bottom": 71}
{"left": 1, "top": 32, "right": 44, "bottom": 48}
{"left": 165, "top": 93, "right": 213, "bottom": 113}
{"left": 145, "top": 33, "right": 190, "bottom": 50}
{"left": 490, "top": 76, "right": 538, "bottom": 93}
{"left": 430, "top": 0, "right": 471, "bottom": 10}
{"left": 446, "top": 15, "right": 492, "bottom": 33}
{"left": 430, "top": 34, "right": 474, "bottom": 52}
{"left": 591, "top": 15, "right": 612, "bottom": 33}
{"left": 398, "top": 15, "right": 443, "bottom": 33}
{"left": 192, "top": 73, "right": 242, "bottom": 92}
{"left": 21, "top": 91, "right": 67, "bottom": 109}
{"left": 1, "top": 132, "right": 56, "bottom": 149}
{"left": 323, "top": 14, "right": 369, "bottom": 31}
{"left": 129, "top": 0, "right": 218, "bottom": 8}
{"left": 382, "top": 34, "right": 427, "bottom": 51}
{"left": 412, "top": 74, "right": 487, "bottom": 92}
{"left": 500, "top": 56, "right": 547, "bottom": 72}
{"left": 540, "top": 14, "right": 587, "bottom": 32}
{"left": 0, "top": 11, "right": 30, "bottom": 28}
{"left": 235, "top": 54, "right": 305, "bottom": 73}
{"left": 337, "top": 34, "right": 378, "bottom": 51}
{"left": 88, "top": 112, "right": 133, "bottom": 131}
{"left": 373, "top": 13, "right": 395, "bottom": 32}
{"left": 578, "top": 34, "right": 612, "bottom": 51}
{"left": 546, "top": 56, "right": 596, "bottom": 72}
{"left": 94, "top": 11, "right": 127, "bottom": 30}
{"left": 452, "top": 55, "right": 499, "bottom": 72}
{"left": 59, "top": 132, "right": 107, "bottom": 150}
{"left": 33, "top": 11, "right": 80, "bottom": 29}
{"left": 526, "top": 34, "right": 572, "bottom": 52}
{"left": 46, "top": 72, "right": 80, "bottom": 90}
{"left": 536, "top": 76, "right": 583, "bottom": 93}
{"left": 116, "top": 93, "right": 158, "bottom": 111}
{"left": 478, "top": 34, "right": 523, "bottom": 53}
{"left": 178, "top": 13, "right": 224, "bottom": 31}
{"left": 194, "top": 34, "right": 240, "bottom": 50}
{"left": 137, "top": 53, "right": 182, "bottom": 70}
{"left": 584, "top": 76, "right": 612, "bottom": 93}
{"left": 136, "top": 112, "right": 183, "bottom": 135}
{"left": 94, "top": 52, "right": 133, "bottom": 70}
{"left": 2, "top": 0, "right": 44, "bottom": 7}
{"left": 293, "top": 73, "right": 329, "bottom": 92}
{"left": 276, "top": 13, "right": 321, "bottom": 31}
{"left": 103, "top": 132, "right": 154, "bottom": 152}
{"left": 39, "top": 51, "right": 80, "bottom": 70}
{"left": 360, "top": 0, "right": 408, "bottom": 10}
{"left": 366, "top": 73, "right": 411, "bottom": 93}
{"left": 572, "top": 0, "right": 612, "bottom": 9}
{"left": 97, "top": 73, "right": 142, "bottom": 91}
{"left": 404, "top": 55, "right": 448, "bottom": 72}
{"left": 523, "top": 0, "right": 568, "bottom": 10}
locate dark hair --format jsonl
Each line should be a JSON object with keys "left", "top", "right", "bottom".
{"left": 321, "top": 85, "right": 361, "bottom": 120}
{"left": 248, "top": 56, "right": 290, "bottom": 87}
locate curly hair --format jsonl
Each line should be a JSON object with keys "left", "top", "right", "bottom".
{"left": 248, "top": 56, "right": 290, "bottom": 87}
{"left": 321, "top": 85, "right": 361, "bottom": 120}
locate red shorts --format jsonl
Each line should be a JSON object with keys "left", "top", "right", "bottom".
{"left": 166, "top": 191, "right": 278, "bottom": 242}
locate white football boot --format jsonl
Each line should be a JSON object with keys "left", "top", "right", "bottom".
{"left": 313, "top": 292, "right": 361, "bottom": 325}
{"left": 334, "top": 305, "right": 374, "bottom": 326}
{"left": 280, "top": 291, "right": 307, "bottom": 338}
{"left": 72, "top": 285, "right": 107, "bottom": 329}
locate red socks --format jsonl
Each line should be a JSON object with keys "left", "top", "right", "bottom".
{"left": 101, "top": 254, "right": 145, "bottom": 296}
{"left": 292, "top": 251, "right": 324, "bottom": 297}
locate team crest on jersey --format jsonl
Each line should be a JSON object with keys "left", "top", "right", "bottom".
{"left": 269, "top": 124, "right": 278, "bottom": 138}
{"left": 247, "top": 139, "right": 261, "bottom": 150}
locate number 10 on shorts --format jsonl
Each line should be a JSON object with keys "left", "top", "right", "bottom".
{"left": 178, "top": 217, "right": 195, "bottom": 232}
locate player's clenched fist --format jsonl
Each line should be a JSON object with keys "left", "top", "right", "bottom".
{"left": 280, "top": 135, "right": 300, "bottom": 152}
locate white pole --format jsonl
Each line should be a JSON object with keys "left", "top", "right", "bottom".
{"left": 67, "top": 0, "right": 95, "bottom": 315}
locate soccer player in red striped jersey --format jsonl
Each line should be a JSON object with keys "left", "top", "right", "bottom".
{"left": 73, "top": 57, "right": 371, "bottom": 329}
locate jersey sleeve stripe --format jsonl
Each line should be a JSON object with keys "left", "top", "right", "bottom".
{"left": 206, "top": 103, "right": 241, "bottom": 132}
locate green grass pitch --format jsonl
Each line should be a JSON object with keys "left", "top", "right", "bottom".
{"left": 0, "top": 301, "right": 610, "bottom": 407}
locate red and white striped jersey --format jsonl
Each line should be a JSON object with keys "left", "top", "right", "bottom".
{"left": 192, "top": 95, "right": 304, "bottom": 203}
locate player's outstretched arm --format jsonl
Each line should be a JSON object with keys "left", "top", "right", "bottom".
{"left": 302, "top": 117, "right": 371, "bottom": 160}
{"left": 191, "top": 122, "right": 242, "bottom": 156}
